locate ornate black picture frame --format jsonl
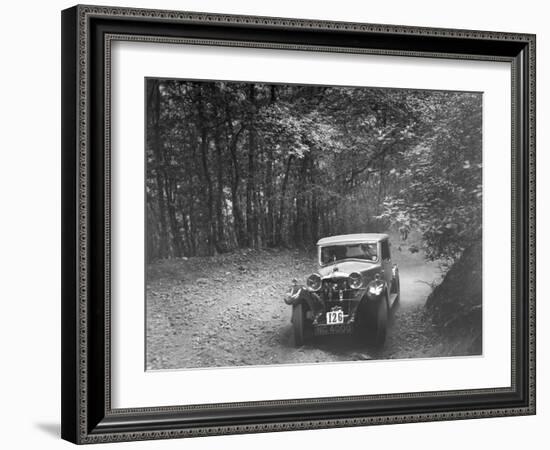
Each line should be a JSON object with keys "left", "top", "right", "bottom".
{"left": 61, "top": 4, "right": 536, "bottom": 444}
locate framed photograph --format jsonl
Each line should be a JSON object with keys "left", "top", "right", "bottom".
{"left": 61, "top": 4, "right": 536, "bottom": 444}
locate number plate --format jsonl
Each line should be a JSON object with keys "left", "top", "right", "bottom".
{"left": 326, "top": 310, "right": 344, "bottom": 325}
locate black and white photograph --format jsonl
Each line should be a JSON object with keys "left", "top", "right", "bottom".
{"left": 145, "top": 78, "right": 483, "bottom": 370}
{"left": 1, "top": 0, "right": 543, "bottom": 447}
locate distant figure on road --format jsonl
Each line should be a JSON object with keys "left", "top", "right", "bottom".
{"left": 399, "top": 224, "right": 410, "bottom": 241}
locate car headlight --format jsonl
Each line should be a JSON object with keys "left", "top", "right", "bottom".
{"left": 306, "top": 273, "right": 322, "bottom": 292}
{"left": 367, "top": 281, "right": 384, "bottom": 297}
{"left": 349, "top": 272, "right": 362, "bottom": 289}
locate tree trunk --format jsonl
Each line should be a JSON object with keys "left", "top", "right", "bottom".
{"left": 294, "top": 155, "right": 309, "bottom": 246}
{"left": 214, "top": 129, "right": 225, "bottom": 253}
{"left": 310, "top": 171, "right": 319, "bottom": 245}
{"left": 276, "top": 154, "right": 293, "bottom": 246}
{"left": 149, "top": 79, "right": 169, "bottom": 258}
{"left": 188, "top": 194, "right": 197, "bottom": 256}
{"left": 265, "top": 85, "right": 276, "bottom": 246}
{"left": 177, "top": 195, "right": 190, "bottom": 256}
{"left": 246, "top": 84, "right": 258, "bottom": 248}
{"left": 265, "top": 154, "right": 274, "bottom": 246}
{"left": 164, "top": 175, "right": 183, "bottom": 256}
{"left": 227, "top": 121, "right": 247, "bottom": 247}
{"left": 146, "top": 201, "right": 160, "bottom": 261}
{"left": 197, "top": 85, "right": 216, "bottom": 255}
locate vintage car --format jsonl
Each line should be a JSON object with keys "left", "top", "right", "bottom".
{"left": 284, "top": 233, "right": 400, "bottom": 348}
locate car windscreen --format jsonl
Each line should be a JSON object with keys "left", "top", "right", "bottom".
{"left": 320, "top": 243, "right": 378, "bottom": 265}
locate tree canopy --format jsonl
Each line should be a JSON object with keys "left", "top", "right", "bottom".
{"left": 146, "top": 79, "right": 482, "bottom": 263}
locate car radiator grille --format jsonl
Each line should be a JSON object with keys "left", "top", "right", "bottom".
{"left": 321, "top": 279, "right": 354, "bottom": 302}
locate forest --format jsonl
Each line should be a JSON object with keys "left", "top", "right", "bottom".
{"left": 146, "top": 79, "right": 482, "bottom": 265}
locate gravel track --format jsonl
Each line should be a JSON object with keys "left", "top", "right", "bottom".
{"left": 145, "top": 243, "right": 454, "bottom": 370}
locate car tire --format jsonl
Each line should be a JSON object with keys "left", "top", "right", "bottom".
{"left": 356, "top": 294, "right": 388, "bottom": 348}
{"left": 372, "top": 295, "right": 388, "bottom": 348}
{"left": 392, "top": 270, "right": 401, "bottom": 304}
{"left": 292, "top": 303, "right": 306, "bottom": 347}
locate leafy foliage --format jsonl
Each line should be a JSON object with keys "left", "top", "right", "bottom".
{"left": 146, "top": 80, "right": 482, "bottom": 264}
{"left": 378, "top": 93, "right": 482, "bottom": 262}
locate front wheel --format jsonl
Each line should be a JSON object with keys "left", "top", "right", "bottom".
{"left": 372, "top": 296, "right": 388, "bottom": 347}
{"left": 355, "top": 295, "right": 388, "bottom": 348}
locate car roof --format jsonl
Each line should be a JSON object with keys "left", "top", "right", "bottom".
{"left": 317, "top": 233, "right": 389, "bottom": 246}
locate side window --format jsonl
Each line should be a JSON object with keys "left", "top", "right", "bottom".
{"left": 381, "top": 240, "right": 390, "bottom": 260}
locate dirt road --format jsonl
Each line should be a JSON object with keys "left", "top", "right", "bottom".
{"left": 146, "top": 242, "right": 455, "bottom": 370}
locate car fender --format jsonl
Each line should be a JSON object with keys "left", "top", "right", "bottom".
{"left": 363, "top": 279, "right": 389, "bottom": 306}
